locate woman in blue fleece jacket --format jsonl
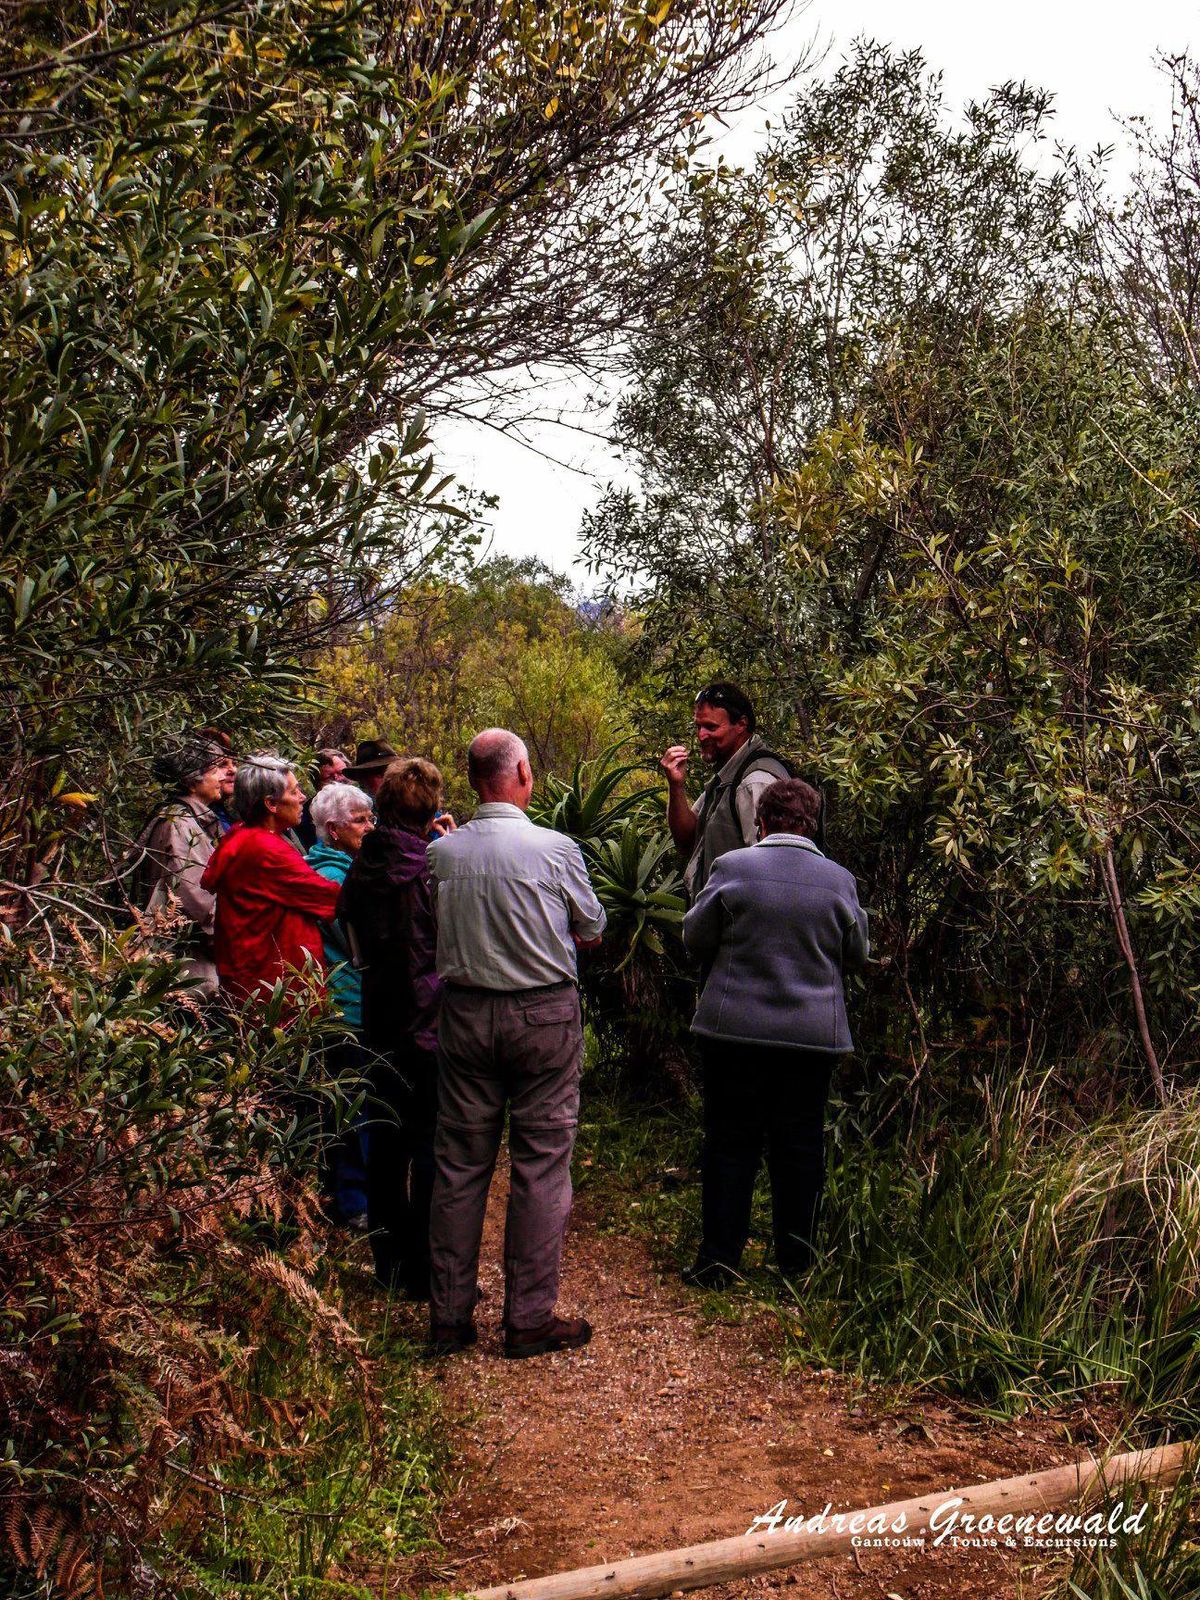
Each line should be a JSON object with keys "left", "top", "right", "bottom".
{"left": 307, "top": 782, "right": 375, "bottom": 1228}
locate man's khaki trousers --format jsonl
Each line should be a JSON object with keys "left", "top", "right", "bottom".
{"left": 429, "top": 981, "right": 582, "bottom": 1331}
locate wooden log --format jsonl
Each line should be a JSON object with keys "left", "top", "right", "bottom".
{"left": 466, "top": 1443, "right": 1192, "bottom": 1600}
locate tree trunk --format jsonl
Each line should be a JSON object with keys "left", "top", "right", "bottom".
{"left": 1100, "top": 844, "right": 1167, "bottom": 1103}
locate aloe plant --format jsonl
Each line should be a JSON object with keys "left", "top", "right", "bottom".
{"left": 588, "top": 821, "right": 686, "bottom": 969}
{"left": 532, "top": 741, "right": 692, "bottom": 1091}
{"left": 531, "top": 742, "right": 685, "bottom": 965}
{"left": 530, "top": 741, "right": 658, "bottom": 845}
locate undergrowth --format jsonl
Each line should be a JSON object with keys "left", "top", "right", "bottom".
{"left": 575, "top": 1055, "right": 1200, "bottom": 1598}
{"left": 168, "top": 1259, "right": 446, "bottom": 1599}
{"left": 1041, "top": 1467, "right": 1200, "bottom": 1600}
{"left": 0, "top": 935, "right": 447, "bottom": 1598}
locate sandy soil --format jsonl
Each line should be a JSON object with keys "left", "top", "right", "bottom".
{"left": 392, "top": 1166, "right": 1113, "bottom": 1600}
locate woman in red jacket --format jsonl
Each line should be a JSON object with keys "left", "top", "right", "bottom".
{"left": 201, "top": 755, "right": 342, "bottom": 1004}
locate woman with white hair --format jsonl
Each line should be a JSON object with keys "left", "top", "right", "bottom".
{"left": 307, "top": 780, "right": 375, "bottom": 1021}
{"left": 200, "top": 755, "right": 342, "bottom": 1004}
{"left": 306, "top": 782, "right": 375, "bottom": 1227}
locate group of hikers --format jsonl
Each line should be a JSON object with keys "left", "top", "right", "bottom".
{"left": 125, "top": 682, "right": 868, "bottom": 1358}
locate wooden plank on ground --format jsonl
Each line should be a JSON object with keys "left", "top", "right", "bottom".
{"left": 466, "top": 1442, "right": 1192, "bottom": 1600}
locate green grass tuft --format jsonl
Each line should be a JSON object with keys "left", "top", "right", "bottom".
{"left": 170, "top": 1252, "right": 447, "bottom": 1599}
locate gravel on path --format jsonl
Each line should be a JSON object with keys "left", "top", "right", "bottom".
{"left": 392, "top": 1162, "right": 1111, "bottom": 1600}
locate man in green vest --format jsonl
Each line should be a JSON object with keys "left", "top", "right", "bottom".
{"left": 661, "top": 682, "right": 793, "bottom": 900}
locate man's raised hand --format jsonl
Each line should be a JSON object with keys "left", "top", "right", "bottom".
{"left": 660, "top": 744, "right": 690, "bottom": 787}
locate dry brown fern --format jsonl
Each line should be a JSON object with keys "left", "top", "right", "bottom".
{"left": 2, "top": 1501, "right": 99, "bottom": 1599}
{"left": 54, "top": 1534, "right": 99, "bottom": 1600}
{"left": 4, "top": 936, "right": 381, "bottom": 1595}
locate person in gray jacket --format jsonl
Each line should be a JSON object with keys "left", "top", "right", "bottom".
{"left": 680, "top": 776, "right": 868, "bottom": 1288}
{"left": 122, "top": 734, "right": 237, "bottom": 999}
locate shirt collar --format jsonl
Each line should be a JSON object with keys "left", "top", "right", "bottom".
{"left": 756, "top": 833, "right": 824, "bottom": 855}
{"left": 715, "top": 732, "right": 763, "bottom": 784}
{"left": 471, "top": 802, "right": 532, "bottom": 823}
{"left": 179, "top": 793, "right": 218, "bottom": 826}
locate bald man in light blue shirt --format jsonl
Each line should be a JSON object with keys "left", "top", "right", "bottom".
{"left": 430, "top": 804, "right": 605, "bottom": 989}
{"left": 426, "top": 729, "right": 605, "bottom": 1359}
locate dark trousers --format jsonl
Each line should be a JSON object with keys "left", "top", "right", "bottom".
{"left": 366, "top": 1045, "right": 438, "bottom": 1293}
{"left": 319, "top": 1037, "right": 370, "bottom": 1222}
{"left": 697, "top": 1038, "right": 834, "bottom": 1275}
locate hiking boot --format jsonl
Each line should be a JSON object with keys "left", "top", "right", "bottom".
{"left": 773, "top": 1259, "right": 813, "bottom": 1286}
{"left": 680, "top": 1259, "right": 738, "bottom": 1290}
{"left": 427, "top": 1321, "right": 478, "bottom": 1357}
{"left": 504, "top": 1316, "right": 592, "bottom": 1360}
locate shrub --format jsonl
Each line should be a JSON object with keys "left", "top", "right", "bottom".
{"left": 0, "top": 933, "right": 372, "bottom": 1596}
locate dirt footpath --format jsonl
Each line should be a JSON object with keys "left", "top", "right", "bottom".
{"left": 396, "top": 1168, "right": 1105, "bottom": 1599}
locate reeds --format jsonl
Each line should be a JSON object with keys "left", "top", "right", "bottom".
{"left": 799, "top": 1078, "right": 1200, "bottom": 1430}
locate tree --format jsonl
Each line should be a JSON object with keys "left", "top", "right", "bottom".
{"left": 0, "top": 0, "right": 791, "bottom": 908}
{"left": 314, "top": 558, "right": 627, "bottom": 808}
{"left": 586, "top": 43, "right": 1072, "bottom": 740}
{"left": 1082, "top": 52, "right": 1200, "bottom": 397}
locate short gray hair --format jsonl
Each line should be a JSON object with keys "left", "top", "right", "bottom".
{"left": 309, "top": 782, "right": 373, "bottom": 846}
{"left": 234, "top": 754, "right": 293, "bottom": 825}
{"left": 756, "top": 777, "right": 822, "bottom": 839}
{"left": 467, "top": 728, "right": 527, "bottom": 792}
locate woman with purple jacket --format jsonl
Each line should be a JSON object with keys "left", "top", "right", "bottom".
{"left": 339, "top": 759, "right": 446, "bottom": 1297}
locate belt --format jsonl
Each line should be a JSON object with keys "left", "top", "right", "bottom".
{"left": 444, "top": 978, "right": 576, "bottom": 998}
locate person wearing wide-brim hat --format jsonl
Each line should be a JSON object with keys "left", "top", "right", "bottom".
{"left": 344, "top": 739, "right": 398, "bottom": 797}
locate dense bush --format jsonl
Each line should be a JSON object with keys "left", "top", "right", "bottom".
{"left": 0, "top": 932, "right": 378, "bottom": 1594}
{"left": 587, "top": 44, "right": 1200, "bottom": 1098}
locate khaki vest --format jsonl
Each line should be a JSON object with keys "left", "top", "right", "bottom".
{"left": 684, "top": 736, "right": 791, "bottom": 899}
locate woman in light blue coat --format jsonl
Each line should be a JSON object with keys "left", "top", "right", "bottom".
{"left": 307, "top": 782, "right": 375, "bottom": 1229}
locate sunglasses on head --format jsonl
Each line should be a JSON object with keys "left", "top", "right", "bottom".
{"left": 695, "top": 689, "right": 748, "bottom": 715}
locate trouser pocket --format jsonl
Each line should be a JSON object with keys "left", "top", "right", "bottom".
{"left": 503, "top": 990, "right": 582, "bottom": 1130}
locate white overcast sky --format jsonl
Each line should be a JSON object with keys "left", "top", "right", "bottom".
{"left": 435, "top": 1, "right": 1196, "bottom": 579}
